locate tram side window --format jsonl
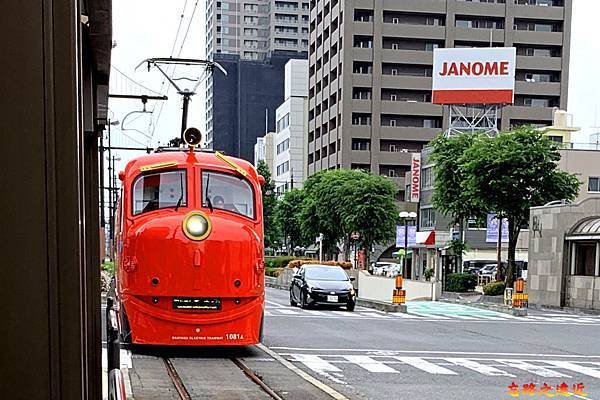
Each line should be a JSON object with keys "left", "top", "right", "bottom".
{"left": 132, "top": 170, "right": 187, "bottom": 215}
{"left": 202, "top": 171, "right": 255, "bottom": 219}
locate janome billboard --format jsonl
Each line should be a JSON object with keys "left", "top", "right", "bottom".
{"left": 432, "top": 47, "right": 516, "bottom": 105}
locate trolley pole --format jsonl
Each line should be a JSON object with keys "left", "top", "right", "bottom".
{"left": 180, "top": 91, "right": 192, "bottom": 138}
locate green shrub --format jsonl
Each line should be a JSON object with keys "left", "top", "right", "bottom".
{"left": 445, "top": 273, "right": 477, "bottom": 292}
{"left": 264, "top": 256, "right": 297, "bottom": 269}
{"left": 101, "top": 261, "right": 115, "bottom": 276}
{"left": 483, "top": 281, "right": 506, "bottom": 296}
{"left": 265, "top": 267, "right": 284, "bottom": 278}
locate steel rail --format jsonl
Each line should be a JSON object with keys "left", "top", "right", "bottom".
{"left": 231, "top": 357, "right": 285, "bottom": 400}
{"left": 163, "top": 358, "right": 192, "bottom": 400}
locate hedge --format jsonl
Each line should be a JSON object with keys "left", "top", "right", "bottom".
{"left": 265, "top": 267, "right": 284, "bottom": 278}
{"left": 483, "top": 281, "right": 506, "bottom": 296}
{"left": 445, "top": 273, "right": 477, "bottom": 292}
{"left": 287, "top": 259, "right": 353, "bottom": 270}
{"left": 264, "top": 256, "right": 297, "bottom": 269}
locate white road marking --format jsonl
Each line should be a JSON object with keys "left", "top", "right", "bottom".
{"left": 358, "top": 312, "right": 391, "bottom": 319}
{"left": 256, "top": 344, "right": 349, "bottom": 400}
{"left": 271, "top": 347, "right": 600, "bottom": 358}
{"left": 265, "top": 300, "right": 286, "bottom": 308}
{"left": 408, "top": 312, "right": 451, "bottom": 319}
{"left": 343, "top": 356, "right": 398, "bottom": 373}
{"left": 277, "top": 308, "right": 300, "bottom": 315}
{"left": 472, "top": 315, "right": 509, "bottom": 321}
{"left": 302, "top": 309, "right": 328, "bottom": 316}
{"left": 448, "top": 315, "right": 478, "bottom": 320}
{"left": 394, "top": 357, "right": 457, "bottom": 375}
{"left": 290, "top": 354, "right": 342, "bottom": 373}
{"left": 331, "top": 310, "right": 355, "bottom": 317}
{"left": 545, "top": 361, "right": 600, "bottom": 379}
{"left": 497, "top": 360, "right": 571, "bottom": 378}
{"left": 445, "top": 358, "right": 515, "bottom": 377}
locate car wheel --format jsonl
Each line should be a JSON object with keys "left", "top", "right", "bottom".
{"left": 290, "top": 291, "right": 297, "bottom": 307}
{"left": 346, "top": 302, "right": 355, "bottom": 312}
{"left": 300, "top": 290, "right": 309, "bottom": 309}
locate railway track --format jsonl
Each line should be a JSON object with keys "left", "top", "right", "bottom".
{"left": 162, "top": 356, "right": 284, "bottom": 400}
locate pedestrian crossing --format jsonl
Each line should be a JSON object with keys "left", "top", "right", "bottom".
{"left": 265, "top": 303, "right": 600, "bottom": 325}
{"left": 269, "top": 349, "right": 600, "bottom": 381}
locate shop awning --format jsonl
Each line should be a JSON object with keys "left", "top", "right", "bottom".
{"left": 566, "top": 217, "right": 600, "bottom": 240}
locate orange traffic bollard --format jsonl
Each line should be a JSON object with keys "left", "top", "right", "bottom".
{"left": 395, "top": 275, "right": 403, "bottom": 289}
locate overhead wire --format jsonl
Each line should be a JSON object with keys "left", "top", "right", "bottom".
{"left": 150, "top": 0, "right": 201, "bottom": 140}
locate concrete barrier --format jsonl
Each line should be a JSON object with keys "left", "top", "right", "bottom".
{"left": 357, "top": 271, "right": 440, "bottom": 302}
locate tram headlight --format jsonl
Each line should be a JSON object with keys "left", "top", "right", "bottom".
{"left": 183, "top": 211, "right": 212, "bottom": 240}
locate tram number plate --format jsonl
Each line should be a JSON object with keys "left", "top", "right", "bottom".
{"left": 327, "top": 295, "right": 338, "bottom": 302}
{"left": 173, "top": 297, "right": 221, "bottom": 310}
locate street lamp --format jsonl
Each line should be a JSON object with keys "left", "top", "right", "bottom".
{"left": 399, "top": 211, "right": 417, "bottom": 279}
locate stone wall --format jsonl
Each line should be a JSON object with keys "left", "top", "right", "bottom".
{"left": 529, "top": 197, "right": 600, "bottom": 309}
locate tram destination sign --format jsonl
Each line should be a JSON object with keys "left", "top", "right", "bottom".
{"left": 173, "top": 297, "right": 222, "bottom": 310}
{"left": 432, "top": 47, "right": 516, "bottom": 105}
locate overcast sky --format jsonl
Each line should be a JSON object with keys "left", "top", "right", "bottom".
{"left": 108, "top": 0, "right": 600, "bottom": 170}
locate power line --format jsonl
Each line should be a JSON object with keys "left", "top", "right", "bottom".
{"left": 150, "top": 0, "right": 201, "bottom": 140}
{"left": 111, "top": 65, "right": 162, "bottom": 96}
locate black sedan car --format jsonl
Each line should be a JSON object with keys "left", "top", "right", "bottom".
{"left": 289, "top": 265, "right": 356, "bottom": 311}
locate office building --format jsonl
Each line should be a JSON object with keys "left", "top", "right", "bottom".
{"left": 307, "top": 0, "right": 572, "bottom": 198}
{"left": 254, "top": 132, "right": 275, "bottom": 172}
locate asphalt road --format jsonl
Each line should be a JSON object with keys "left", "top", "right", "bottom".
{"left": 262, "top": 287, "right": 600, "bottom": 400}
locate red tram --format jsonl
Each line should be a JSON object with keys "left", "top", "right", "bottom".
{"left": 113, "top": 131, "right": 265, "bottom": 346}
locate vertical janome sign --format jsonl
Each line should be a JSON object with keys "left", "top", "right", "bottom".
{"left": 432, "top": 47, "right": 516, "bottom": 105}
{"left": 410, "top": 153, "right": 421, "bottom": 203}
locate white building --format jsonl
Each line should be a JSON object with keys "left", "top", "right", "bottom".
{"left": 254, "top": 132, "right": 275, "bottom": 173}
{"left": 273, "top": 59, "right": 308, "bottom": 194}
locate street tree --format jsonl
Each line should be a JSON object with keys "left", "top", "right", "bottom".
{"left": 256, "top": 160, "right": 279, "bottom": 249}
{"left": 459, "top": 126, "right": 579, "bottom": 287}
{"left": 300, "top": 169, "right": 398, "bottom": 261}
{"left": 430, "top": 132, "right": 484, "bottom": 269}
{"left": 274, "top": 189, "right": 308, "bottom": 251}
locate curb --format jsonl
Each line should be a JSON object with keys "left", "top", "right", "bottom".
{"left": 356, "top": 298, "right": 407, "bottom": 313}
{"left": 440, "top": 298, "right": 527, "bottom": 317}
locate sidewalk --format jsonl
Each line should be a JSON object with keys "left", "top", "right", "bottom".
{"left": 440, "top": 291, "right": 528, "bottom": 316}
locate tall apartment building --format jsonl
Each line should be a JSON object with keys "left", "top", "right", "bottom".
{"left": 307, "top": 0, "right": 572, "bottom": 197}
{"left": 205, "top": 0, "right": 310, "bottom": 151}
{"left": 205, "top": 0, "right": 310, "bottom": 61}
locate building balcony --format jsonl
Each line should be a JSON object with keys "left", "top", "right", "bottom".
{"left": 512, "top": 4, "right": 565, "bottom": 20}
{"left": 353, "top": 47, "right": 373, "bottom": 61}
{"left": 454, "top": 27, "right": 505, "bottom": 43}
{"left": 351, "top": 74, "right": 374, "bottom": 87}
{"left": 353, "top": 22, "right": 374, "bottom": 35}
{"left": 380, "top": 75, "right": 432, "bottom": 91}
{"left": 516, "top": 55, "right": 562, "bottom": 71}
{"left": 380, "top": 101, "right": 443, "bottom": 117}
{"left": 381, "top": 24, "right": 446, "bottom": 41}
{"left": 454, "top": 1, "right": 506, "bottom": 17}
{"left": 380, "top": 0, "right": 446, "bottom": 14}
{"left": 351, "top": 149, "right": 371, "bottom": 164}
{"left": 381, "top": 49, "right": 433, "bottom": 65}
{"left": 350, "top": 125, "right": 373, "bottom": 139}
{"left": 513, "top": 30, "right": 564, "bottom": 46}
{"left": 379, "top": 126, "right": 441, "bottom": 142}
{"left": 505, "top": 105, "right": 555, "bottom": 121}
{"left": 515, "top": 81, "right": 561, "bottom": 97}
{"left": 378, "top": 151, "right": 413, "bottom": 166}
{"left": 351, "top": 99, "right": 373, "bottom": 113}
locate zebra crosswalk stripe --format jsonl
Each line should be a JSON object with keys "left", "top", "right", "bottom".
{"left": 445, "top": 358, "right": 515, "bottom": 377}
{"left": 497, "top": 359, "right": 571, "bottom": 378}
{"left": 394, "top": 357, "right": 457, "bottom": 375}
{"left": 343, "top": 356, "right": 399, "bottom": 373}
{"left": 545, "top": 360, "right": 600, "bottom": 379}
{"left": 277, "top": 308, "right": 300, "bottom": 315}
{"left": 290, "top": 354, "right": 342, "bottom": 373}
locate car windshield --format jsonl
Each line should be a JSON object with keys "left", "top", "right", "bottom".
{"left": 132, "top": 170, "right": 186, "bottom": 215}
{"left": 201, "top": 170, "right": 255, "bottom": 218}
{"left": 305, "top": 267, "right": 348, "bottom": 281}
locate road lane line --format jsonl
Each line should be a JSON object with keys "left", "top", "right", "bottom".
{"left": 358, "top": 312, "right": 391, "bottom": 319}
{"left": 448, "top": 315, "right": 478, "bottom": 320}
{"left": 497, "top": 360, "right": 571, "bottom": 378}
{"left": 545, "top": 360, "right": 600, "bottom": 379}
{"left": 331, "top": 310, "right": 357, "bottom": 317}
{"left": 408, "top": 312, "right": 451, "bottom": 319}
{"left": 256, "top": 344, "right": 349, "bottom": 400}
{"left": 343, "top": 356, "right": 399, "bottom": 373}
{"left": 445, "top": 358, "right": 515, "bottom": 377}
{"left": 394, "top": 357, "right": 458, "bottom": 375}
